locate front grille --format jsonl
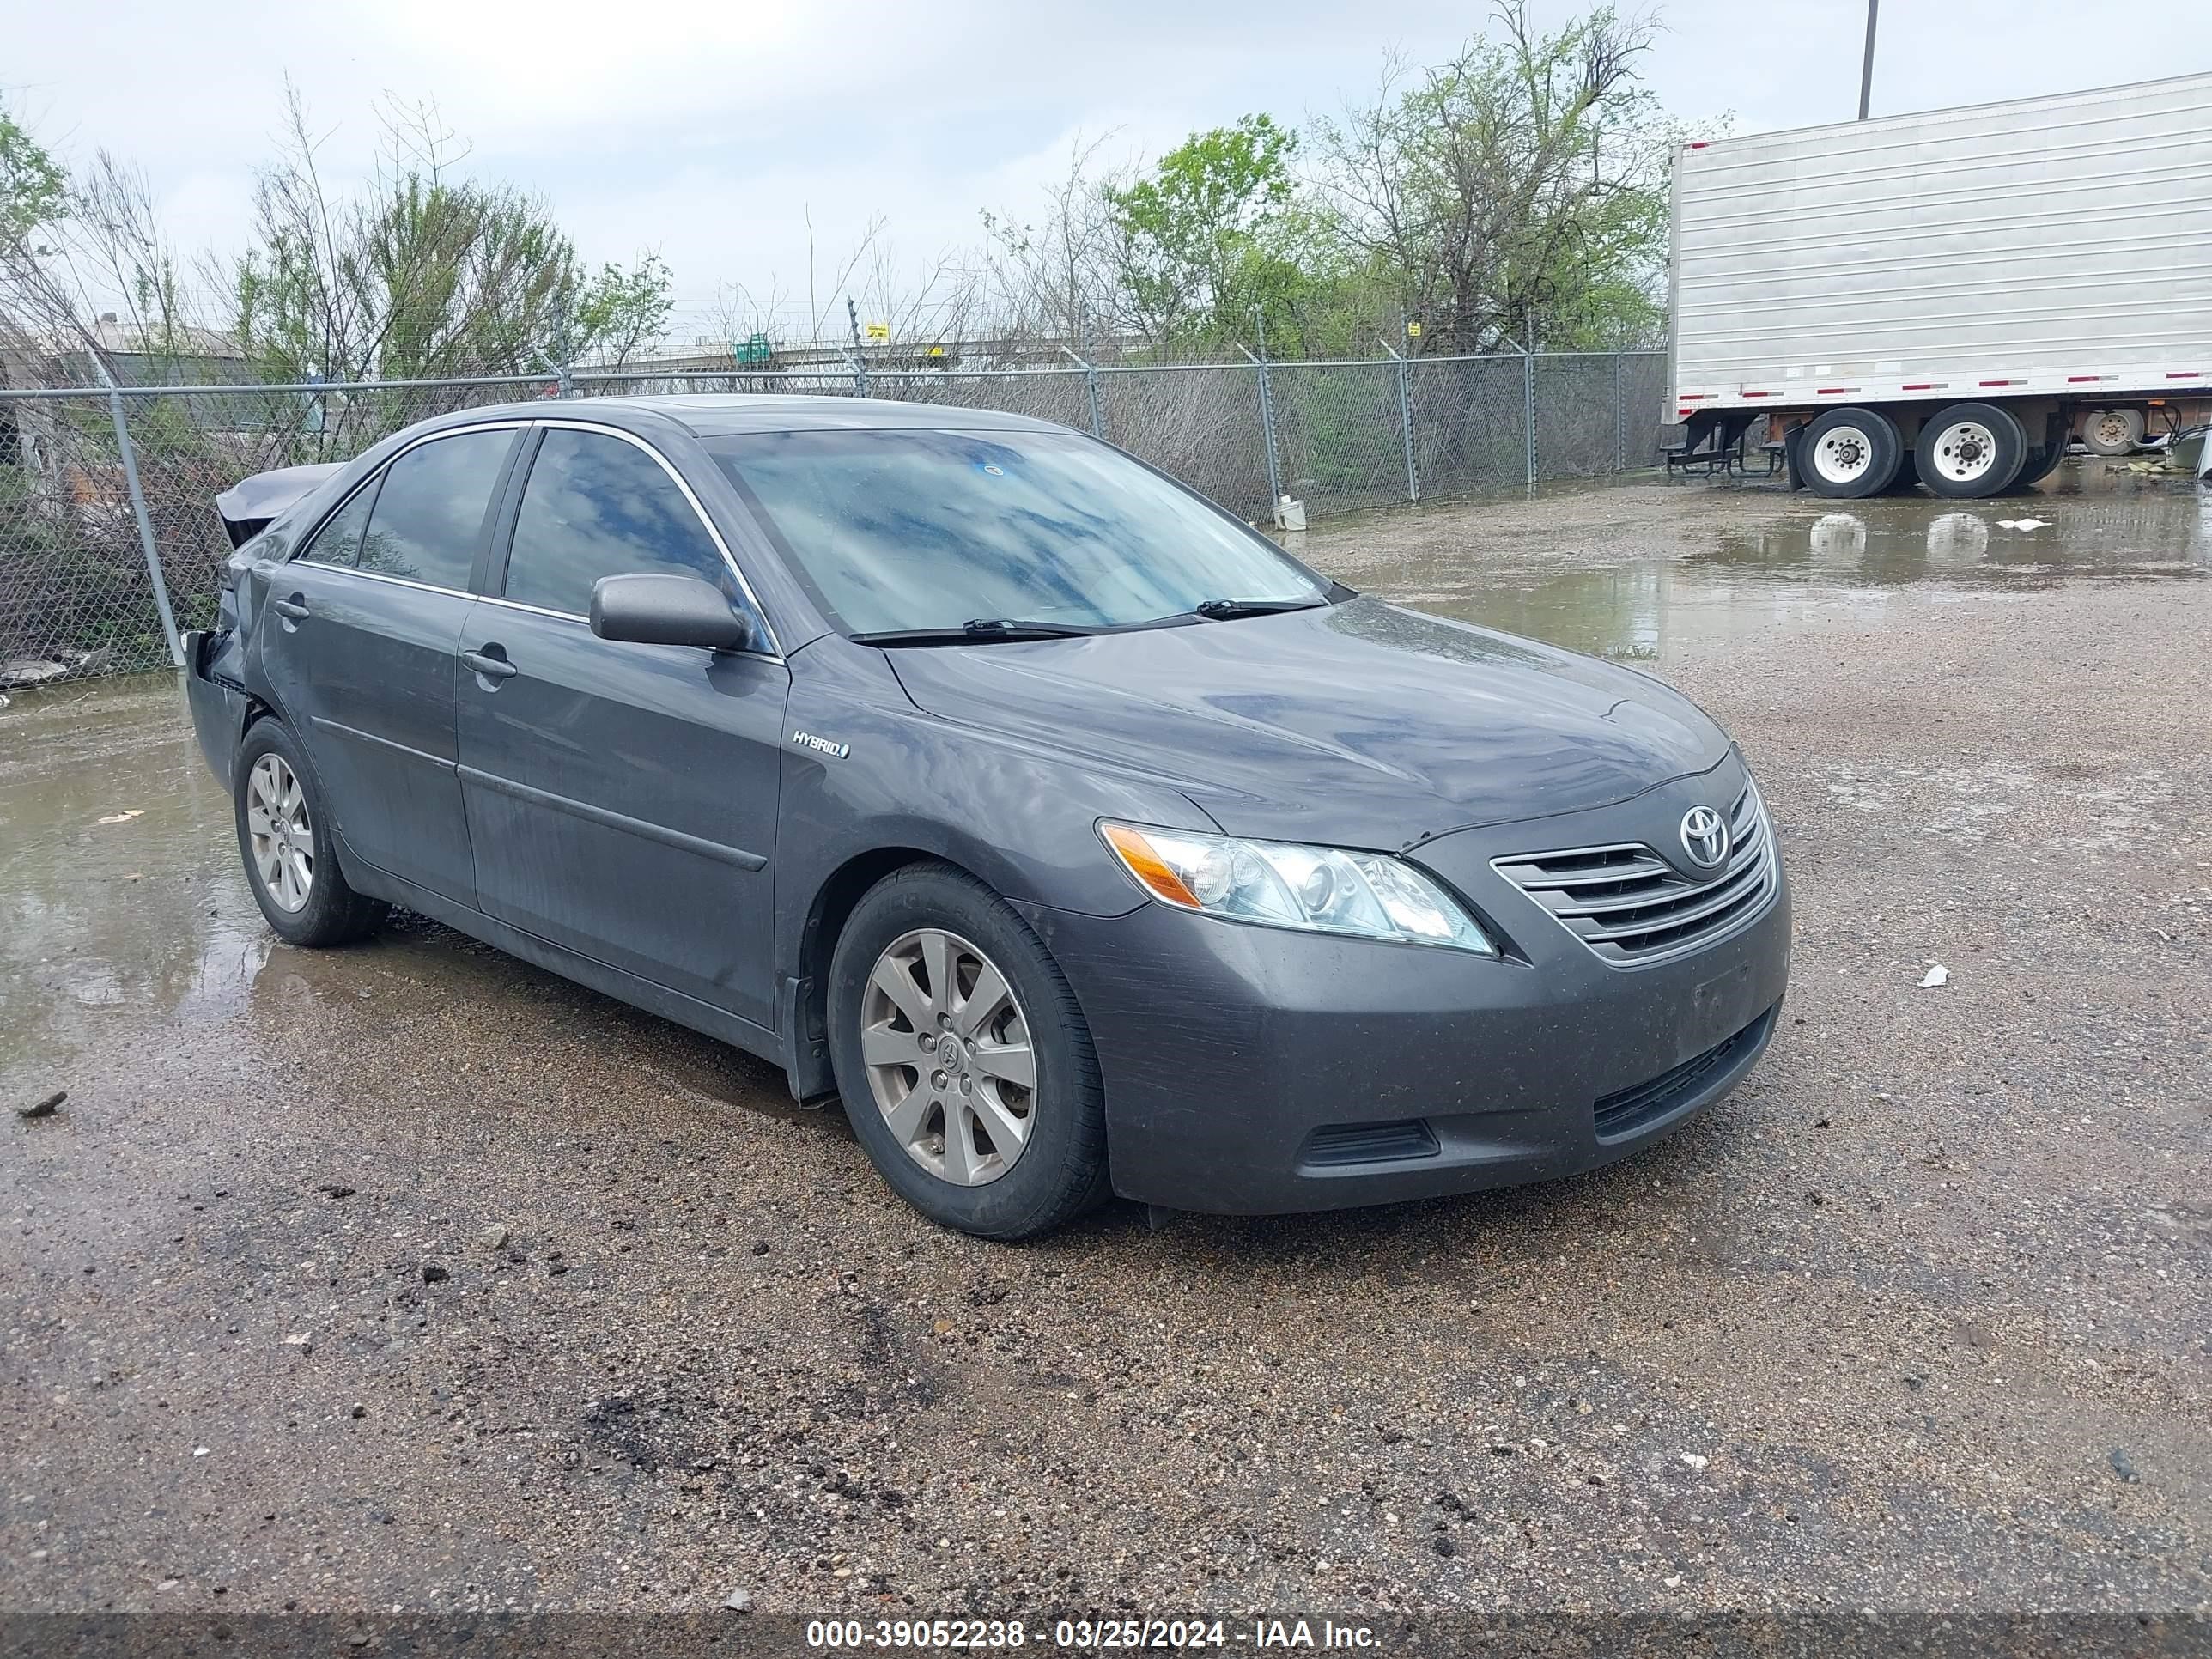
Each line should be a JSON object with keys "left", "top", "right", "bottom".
{"left": 1299, "top": 1119, "right": 1441, "bottom": 1169}
{"left": 1593, "top": 1006, "right": 1776, "bottom": 1140}
{"left": 1492, "top": 784, "right": 1777, "bottom": 967}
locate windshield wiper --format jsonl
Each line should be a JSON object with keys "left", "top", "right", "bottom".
{"left": 1191, "top": 597, "right": 1328, "bottom": 621}
{"left": 851, "top": 617, "right": 1099, "bottom": 647}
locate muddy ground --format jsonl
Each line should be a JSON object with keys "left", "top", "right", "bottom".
{"left": 3, "top": 463, "right": 2208, "bottom": 1619}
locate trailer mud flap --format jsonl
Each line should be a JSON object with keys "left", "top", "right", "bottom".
{"left": 1783, "top": 422, "right": 1807, "bottom": 491}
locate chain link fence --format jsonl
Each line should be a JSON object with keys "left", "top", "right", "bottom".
{"left": 0, "top": 349, "right": 1669, "bottom": 687}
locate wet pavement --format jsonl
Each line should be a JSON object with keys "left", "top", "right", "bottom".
{"left": 3, "top": 461, "right": 2208, "bottom": 1617}
{"left": 1300, "top": 456, "right": 2212, "bottom": 663}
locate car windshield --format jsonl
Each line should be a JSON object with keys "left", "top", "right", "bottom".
{"left": 706, "top": 428, "right": 1328, "bottom": 637}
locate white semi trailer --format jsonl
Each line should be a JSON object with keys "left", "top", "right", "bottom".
{"left": 1666, "top": 73, "right": 2212, "bottom": 498}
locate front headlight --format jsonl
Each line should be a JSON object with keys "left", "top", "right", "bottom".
{"left": 1098, "top": 821, "right": 1498, "bottom": 955}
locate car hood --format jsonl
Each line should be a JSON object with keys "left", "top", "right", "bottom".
{"left": 884, "top": 597, "right": 1730, "bottom": 849}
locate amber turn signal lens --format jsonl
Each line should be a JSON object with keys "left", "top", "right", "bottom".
{"left": 1098, "top": 823, "right": 1200, "bottom": 908}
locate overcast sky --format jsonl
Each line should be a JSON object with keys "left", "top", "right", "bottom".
{"left": 9, "top": 0, "right": 2209, "bottom": 338}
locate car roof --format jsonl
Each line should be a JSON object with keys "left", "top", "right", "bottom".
{"left": 411, "top": 393, "right": 1066, "bottom": 441}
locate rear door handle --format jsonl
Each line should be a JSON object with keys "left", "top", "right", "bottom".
{"left": 461, "top": 647, "right": 519, "bottom": 683}
{"left": 271, "top": 595, "right": 310, "bottom": 620}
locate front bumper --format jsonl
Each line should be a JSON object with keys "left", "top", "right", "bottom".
{"left": 1022, "top": 759, "right": 1791, "bottom": 1214}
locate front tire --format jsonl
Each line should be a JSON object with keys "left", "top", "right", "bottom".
{"left": 1915, "top": 402, "right": 2027, "bottom": 499}
{"left": 1801, "top": 407, "right": 1903, "bottom": 499}
{"left": 829, "top": 863, "right": 1109, "bottom": 1240}
{"left": 234, "top": 720, "right": 387, "bottom": 947}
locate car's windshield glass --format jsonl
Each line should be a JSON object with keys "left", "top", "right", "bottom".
{"left": 706, "top": 428, "right": 1326, "bottom": 636}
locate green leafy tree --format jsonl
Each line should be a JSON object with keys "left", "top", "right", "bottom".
{"left": 1105, "top": 115, "right": 1306, "bottom": 353}
{"left": 1315, "top": 3, "right": 1672, "bottom": 352}
{"left": 572, "top": 253, "right": 675, "bottom": 367}
{"left": 0, "top": 105, "right": 66, "bottom": 245}
{"left": 229, "top": 89, "right": 671, "bottom": 388}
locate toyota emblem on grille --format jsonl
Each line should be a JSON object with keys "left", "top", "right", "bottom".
{"left": 1680, "top": 805, "right": 1729, "bottom": 869}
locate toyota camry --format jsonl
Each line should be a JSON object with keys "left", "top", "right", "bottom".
{"left": 186, "top": 397, "right": 1790, "bottom": 1239}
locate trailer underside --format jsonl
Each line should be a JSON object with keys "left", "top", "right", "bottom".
{"left": 1673, "top": 394, "right": 2211, "bottom": 498}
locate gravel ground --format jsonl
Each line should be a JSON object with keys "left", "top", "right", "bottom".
{"left": 3, "top": 468, "right": 2207, "bottom": 1620}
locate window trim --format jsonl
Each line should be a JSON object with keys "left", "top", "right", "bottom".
{"left": 285, "top": 419, "right": 528, "bottom": 598}
{"left": 492, "top": 418, "right": 784, "bottom": 660}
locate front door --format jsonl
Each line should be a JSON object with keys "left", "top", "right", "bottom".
{"left": 258, "top": 425, "right": 521, "bottom": 908}
{"left": 456, "top": 423, "right": 789, "bottom": 1030}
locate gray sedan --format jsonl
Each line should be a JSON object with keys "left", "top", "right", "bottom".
{"left": 186, "top": 397, "right": 1790, "bottom": 1239}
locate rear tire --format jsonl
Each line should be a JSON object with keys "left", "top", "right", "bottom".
{"left": 1915, "top": 402, "right": 2027, "bottom": 499}
{"left": 2014, "top": 441, "right": 2065, "bottom": 489}
{"left": 1877, "top": 456, "right": 1924, "bottom": 495}
{"left": 234, "top": 720, "right": 388, "bottom": 947}
{"left": 828, "top": 862, "right": 1109, "bottom": 1241}
{"left": 1801, "top": 406, "right": 1903, "bottom": 499}
{"left": 2081, "top": 406, "right": 2144, "bottom": 457}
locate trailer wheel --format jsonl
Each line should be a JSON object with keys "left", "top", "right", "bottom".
{"left": 2014, "top": 441, "right": 2065, "bottom": 489}
{"left": 1801, "top": 407, "right": 1903, "bottom": 498}
{"left": 1878, "top": 459, "right": 1924, "bottom": 495}
{"left": 2081, "top": 407, "right": 2145, "bottom": 457}
{"left": 1915, "top": 403, "right": 2027, "bottom": 498}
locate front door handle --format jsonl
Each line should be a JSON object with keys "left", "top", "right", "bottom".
{"left": 461, "top": 647, "right": 518, "bottom": 684}
{"left": 271, "top": 595, "right": 310, "bottom": 621}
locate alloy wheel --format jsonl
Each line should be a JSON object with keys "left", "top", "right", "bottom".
{"left": 860, "top": 927, "right": 1037, "bottom": 1186}
{"left": 246, "top": 753, "right": 314, "bottom": 912}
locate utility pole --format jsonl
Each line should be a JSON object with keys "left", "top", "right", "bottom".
{"left": 1857, "top": 0, "right": 1879, "bottom": 120}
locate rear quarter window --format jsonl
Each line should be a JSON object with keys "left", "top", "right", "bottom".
{"left": 294, "top": 485, "right": 375, "bottom": 568}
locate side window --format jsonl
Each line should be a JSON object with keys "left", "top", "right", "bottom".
{"left": 295, "top": 483, "right": 376, "bottom": 568}
{"left": 356, "top": 428, "right": 515, "bottom": 588}
{"left": 504, "top": 428, "right": 736, "bottom": 617}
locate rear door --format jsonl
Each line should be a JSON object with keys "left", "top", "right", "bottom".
{"left": 456, "top": 422, "right": 789, "bottom": 1030}
{"left": 258, "top": 423, "right": 522, "bottom": 908}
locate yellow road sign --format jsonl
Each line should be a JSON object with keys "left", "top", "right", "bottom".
{"left": 864, "top": 321, "right": 890, "bottom": 342}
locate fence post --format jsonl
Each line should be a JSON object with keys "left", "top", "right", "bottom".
{"left": 846, "top": 299, "right": 870, "bottom": 398}
{"left": 1060, "top": 346, "right": 1105, "bottom": 440}
{"left": 1236, "top": 342, "right": 1283, "bottom": 512}
{"left": 532, "top": 349, "right": 575, "bottom": 398}
{"left": 94, "top": 368, "right": 184, "bottom": 669}
{"left": 1613, "top": 353, "right": 1626, "bottom": 473}
{"left": 1523, "top": 349, "right": 1537, "bottom": 488}
{"left": 1381, "top": 338, "right": 1419, "bottom": 504}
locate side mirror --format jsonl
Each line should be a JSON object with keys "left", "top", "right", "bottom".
{"left": 590, "top": 573, "right": 760, "bottom": 653}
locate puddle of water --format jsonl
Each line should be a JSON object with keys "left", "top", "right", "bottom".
{"left": 1311, "top": 465, "right": 2210, "bottom": 662}
{"left": 0, "top": 675, "right": 806, "bottom": 1118}
{"left": 0, "top": 676, "right": 277, "bottom": 1077}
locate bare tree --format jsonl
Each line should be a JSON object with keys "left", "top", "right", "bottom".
{"left": 0, "top": 112, "right": 210, "bottom": 385}
{"left": 976, "top": 133, "right": 1127, "bottom": 352}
